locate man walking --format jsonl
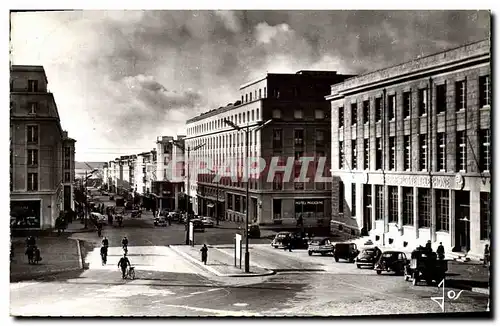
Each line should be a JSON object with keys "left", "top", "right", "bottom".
{"left": 200, "top": 244, "right": 208, "bottom": 265}
{"left": 117, "top": 254, "right": 131, "bottom": 279}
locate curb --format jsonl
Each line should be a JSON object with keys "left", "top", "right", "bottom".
{"left": 10, "top": 267, "right": 83, "bottom": 282}
{"left": 74, "top": 239, "right": 84, "bottom": 269}
{"left": 169, "top": 246, "right": 275, "bottom": 277}
{"left": 212, "top": 247, "right": 269, "bottom": 270}
{"left": 472, "top": 287, "right": 490, "bottom": 295}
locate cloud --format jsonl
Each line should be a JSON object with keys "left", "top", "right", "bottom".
{"left": 254, "top": 22, "right": 292, "bottom": 44}
{"left": 214, "top": 10, "right": 241, "bottom": 33}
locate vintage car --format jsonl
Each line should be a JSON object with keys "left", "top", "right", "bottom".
{"left": 404, "top": 248, "right": 448, "bottom": 286}
{"left": 201, "top": 217, "right": 215, "bottom": 228}
{"left": 90, "top": 212, "right": 107, "bottom": 224}
{"left": 356, "top": 247, "right": 382, "bottom": 269}
{"left": 271, "top": 232, "right": 309, "bottom": 249}
{"left": 190, "top": 219, "right": 205, "bottom": 232}
{"left": 248, "top": 224, "right": 261, "bottom": 239}
{"left": 375, "top": 251, "right": 408, "bottom": 275}
{"left": 333, "top": 242, "right": 359, "bottom": 262}
{"left": 154, "top": 215, "right": 167, "bottom": 226}
{"left": 308, "top": 237, "right": 334, "bottom": 256}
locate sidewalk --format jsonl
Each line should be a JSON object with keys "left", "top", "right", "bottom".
{"left": 169, "top": 245, "right": 274, "bottom": 277}
{"left": 10, "top": 236, "right": 83, "bottom": 282}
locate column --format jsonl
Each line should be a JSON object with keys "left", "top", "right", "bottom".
{"left": 371, "top": 184, "right": 376, "bottom": 231}
{"left": 174, "top": 185, "right": 179, "bottom": 210}
{"left": 413, "top": 187, "right": 419, "bottom": 239}
{"left": 384, "top": 185, "right": 389, "bottom": 234}
{"left": 430, "top": 189, "right": 436, "bottom": 243}
{"left": 449, "top": 189, "right": 456, "bottom": 251}
{"left": 469, "top": 191, "right": 481, "bottom": 255}
{"left": 398, "top": 186, "right": 403, "bottom": 236}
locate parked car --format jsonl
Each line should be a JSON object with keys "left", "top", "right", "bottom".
{"left": 191, "top": 219, "right": 205, "bottom": 232}
{"left": 356, "top": 247, "right": 382, "bottom": 269}
{"left": 272, "top": 232, "right": 291, "bottom": 248}
{"left": 271, "top": 232, "right": 309, "bottom": 249}
{"left": 154, "top": 216, "right": 167, "bottom": 226}
{"left": 308, "top": 237, "right": 334, "bottom": 256}
{"left": 375, "top": 251, "right": 408, "bottom": 275}
{"left": 90, "top": 212, "right": 107, "bottom": 224}
{"left": 201, "top": 217, "right": 215, "bottom": 228}
{"left": 248, "top": 224, "right": 261, "bottom": 238}
{"left": 333, "top": 242, "right": 359, "bottom": 262}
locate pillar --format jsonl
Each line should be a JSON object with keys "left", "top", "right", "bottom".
{"left": 449, "top": 189, "right": 456, "bottom": 251}
{"left": 413, "top": 187, "right": 419, "bottom": 240}
{"left": 371, "top": 183, "right": 376, "bottom": 231}
{"left": 430, "top": 188, "right": 436, "bottom": 243}
{"left": 384, "top": 185, "right": 389, "bottom": 235}
{"left": 398, "top": 186, "right": 403, "bottom": 236}
{"left": 174, "top": 184, "right": 179, "bottom": 210}
{"left": 469, "top": 190, "right": 481, "bottom": 255}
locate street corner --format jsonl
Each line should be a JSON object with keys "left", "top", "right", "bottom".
{"left": 169, "top": 245, "right": 275, "bottom": 277}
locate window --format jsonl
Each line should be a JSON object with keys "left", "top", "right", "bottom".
{"left": 351, "top": 184, "right": 356, "bottom": 217}
{"left": 294, "top": 109, "right": 303, "bottom": 119}
{"left": 64, "top": 172, "right": 71, "bottom": 183}
{"left": 28, "top": 80, "right": 38, "bottom": 92}
{"left": 480, "top": 129, "right": 491, "bottom": 172}
{"left": 294, "top": 162, "right": 303, "bottom": 190}
{"left": 376, "top": 138, "right": 382, "bottom": 170}
{"left": 388, "top": 186, "right": 398, "bottom": 223}
{"left": 351, "top": 102, "right": 357, "bottom": 125}
{"left": 272, "top": 109, "right": 282, "bottom": 119}
{"left": 27, "top": 173, "right": 38, "bottom": 191}
{"left": 388, "top": 95, "right": 396, "bottom": 120}
{"left": 251, "top": 110, "right": 255, "bottom": 121}
{"left": 389, "top": 137, "right": 395, "bottom": 170}
{"left": 375, "top": 185, "right": 383, "bottom": 220}
{"left": 339, "top": 141, "right": 345, "bottom": 169}
{"left": 364, "top": 139, "right": 369, "bottom": 170}
{"left": 418, "top": 88, "right": 427, "bottom": 116}
{"left": 404, "top": 136, "right": 411, "bottom": 171}
{"left": 436, "top": 189, "right": 449, "bottom": 232}
{"left": 438, "top": 133, "right": 446, "bottom": 171}
{"left": 294, "top": 129, "right": 304, "bottom": 146}
{"left": 259, "top": 89, "right": 262, "bottom": 99}
{"left": 402, "top": 187, "right": 413, "bottom": 225}
{"left": 249, "top": 93, "right": 252, "bottom": 101}
{"left": 316, "top": 130, "right": 325, "bottom": 147}
{"left": 375, "top": 98, "right": 382, "bottom": 122}
{"left": 241, "top": 95, "right": 244, "bottom": 103}
{"left": 273, "top": 198, "right": 282, "bottom": 219}
{"left": 480, "top": 192, "right": 491, "bottom": 240}
{"left": 338, "top": 107, "right": 344, "bottom": 128}
{"left": 418, "top": 188, "right": 431, "bottom": 228}
{"left": 315, "top": 109, "right": 325, "bottom": 119}
{"left": 273, "top": 172, "right": 283, "bottom": 190}
{"left": 479, "top": 75, "right": 491, "bottom": 107}
{"left": 363, "top": 100, "right": 370, "bottom": 124}
{"left": 227, "top": 194, "right": 233, "bottom": 210}
{"left": 455, "top": 81, "right": 466, "bottom": 111}
{"left": 273, "top": 129, "right": 283, "bottom": 152}
{"left": 27, "top": 149, "right": 38, "bottom": 166}
{"left": 436, "top": 84, "right": 447, "bottom": 114}
{"left": 352, "top": 140, "right": 357, "bottom": 169}
{"left": 403, "top": 91, "right": 411, "bottom": 118}
{"left": 338, "top": 181, "right": 344, "bottom": 214}
{"left": 64, "top": 147, "right": 71, "bottom": 157}
{"left": 245, "top": 94, "right": 248, "bottom": 102}
{"left": 264, "top": 87, "right": 267, "bottom": 98}
{"left": 419, "top": 134, "right": 427, "bottom": 171}
{"left": 457, "top": 131, "right": 467, "bottom": 172}
{"left": 64, "top": 159, "right": 70, "bottom": 169}
{"left": 29, "top": 102, "right": 37, "bottom": 114}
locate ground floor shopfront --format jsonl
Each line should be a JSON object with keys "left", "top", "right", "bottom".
{"left": 10, "top": 191, "right": 62, "bottom": 230}
{"left": 331, "top": 171, "right": 491, "bottom": 258}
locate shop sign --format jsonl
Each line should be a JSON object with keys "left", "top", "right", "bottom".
{"left": 295, "top": 200, "right": 324, "bottom": 205}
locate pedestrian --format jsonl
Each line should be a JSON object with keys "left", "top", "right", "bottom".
{"left": 117, "top": 253, "right": 131, "bottom": 279}
{"left": 425, "top": 240, "right": 433, "bottom": 252}
{"left": 200, "top": 244, "right": 208, "bottom": 265}
{"left": 102, "top": 236, "right": 109, "bottom": 247}
{"left": 483, "top": 244, "right": 490, "bottom": 267}
{"left": 100, "top": 246, "right": 108, "bottom": 265}
{"left": 437, "top": 242, "right": 445, "bottom": 260}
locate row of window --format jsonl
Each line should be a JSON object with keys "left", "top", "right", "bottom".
{"left": 272, "top": 108, "right": 326, "bottom": 120}
{"left": 337, "top": 75, "right": 491, "bottom": 128}
{"left": 24, "top": 172, "right": 72, "bottom": 191}
{"left": 188, "top": 108, "right": 261, "bottom": 135}
{"left": 273, "top": 129, "right": 326, "bottom": 150}
{"left": 241, "top": 87, "right": 267, "bottom": 104}
{"left": 11, "top": 79, "right": 40, "bottom": 92}
{"left": 338, "top": 129, "right": 490, "bottom": 173}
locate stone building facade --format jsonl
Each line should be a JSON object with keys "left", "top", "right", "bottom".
{"left": 326, "top": 40, "right": 491, "bottom": 257}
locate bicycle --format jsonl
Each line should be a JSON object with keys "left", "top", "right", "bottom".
{"left": 126, "top": 266, "right": 135, "bottom": 280}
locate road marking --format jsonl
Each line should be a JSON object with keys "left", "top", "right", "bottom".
{"left": 176, "top": 288, "right": 224, "bottom": 299}
{"left": 335, "top": 279, "right": 414, "bottom": 303}
{"left": 233, "top": 303, "right": 248, "bottom": 307}
{"left": 160, "top": 304, "right": 262, "bottom": 316}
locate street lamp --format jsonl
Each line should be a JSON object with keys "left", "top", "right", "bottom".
{"left": 171, "top": 139, "right": 206, "bottom": 245}
{"left": 223, "top": 118, "right": 272, "bottom": 272}
{"left": 208, "top": 168, "right": 220, "bottom": 225}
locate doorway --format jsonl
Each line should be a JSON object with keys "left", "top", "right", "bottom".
{"left": 362, "top": 185, "right": 372, "bottom": 236}
{"left": 454, "top": 191, "right": 470, "bottom": 252}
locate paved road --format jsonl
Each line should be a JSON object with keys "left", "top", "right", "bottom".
{"left": 10, "top": 196, "right": 490, "bottom": 317}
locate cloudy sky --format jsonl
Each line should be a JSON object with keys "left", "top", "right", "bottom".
{"left": 10, "top": 10, "right": 490, "bottom": 162}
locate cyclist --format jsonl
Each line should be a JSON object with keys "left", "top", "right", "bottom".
{"left": 100, "top": 245, "right": 108, "bottom": 265}
{"left": 117, "top": 253, "right": 131, "bottom": 279}
{"left": 121, "top": 236, "right": 129, "bottom": 253}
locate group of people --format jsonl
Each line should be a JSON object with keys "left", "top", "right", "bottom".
{"left": 100, "top": 236, "right": 133, "bottom": 279}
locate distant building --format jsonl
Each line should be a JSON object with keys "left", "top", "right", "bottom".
{"left": 10, "top": 65, "right": 76, "bottom": 229}
{"left": 185, "top": 70, "right": 354, "bottom": 227}
{"left": 326, "top": 39, "right": 491, "bottom": 258}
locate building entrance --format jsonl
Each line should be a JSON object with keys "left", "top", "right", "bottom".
{"left": 454, "top": 190, "right": 470, "bottom": 252}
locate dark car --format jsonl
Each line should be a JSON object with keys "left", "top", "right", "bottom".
{"left": 248, "top": 224, "right": 261, "bottom": 238}
{"left": 375, "top": 251, "right": 408, "bottom": 275}
{"left": 308, "top": 237, "right": 334, "bottom": 256}
{"left": 271, "top": 232, "right": 308, "bottom": 249}
{"left": 271, "top": 232, "right": 289, "bottom": 248}
{"left": 191, "top": 219, "right": 205, "bottom": 232}
{"left": 356, "top": 247, "right": 382, "bottom": 269}
{"left": 333, "top": 243, "right": 359, "bottom": 262}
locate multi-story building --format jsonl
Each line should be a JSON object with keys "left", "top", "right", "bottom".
{"left": 134, "top": 150, "right": 156, "bottom": 195}
{"left": 326, "top": 39, "right": 491, "bottom": 258}
{"left": 185, "top": 70, "right": 353, "bottom": 227}
{"left": 10, "top": 65, "right": 76, "bottom": 229}
{"left": 103, "top": 162, "right": 109, "bottom": 190}
{"left": 153, "top": 136, "right": 186, "bottom": 211}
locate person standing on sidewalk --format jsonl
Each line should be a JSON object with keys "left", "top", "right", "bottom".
{"left": 437, "top": 243, "right": 445, "bottom": 260}
{"left": 483, "top": 244, "right": 490, "bottom": 267}
{"left": 200, "top": 244, "right": 208, "bottom": 265}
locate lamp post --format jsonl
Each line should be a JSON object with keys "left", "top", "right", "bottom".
{"left": 171, "top": 140, "right": 205, "bottom": 245}
{"left": 208, "top": 168, "right": 220, "bottom": 225}
{"left": 223, "top": 118, "right": 272, "bottom": 272}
